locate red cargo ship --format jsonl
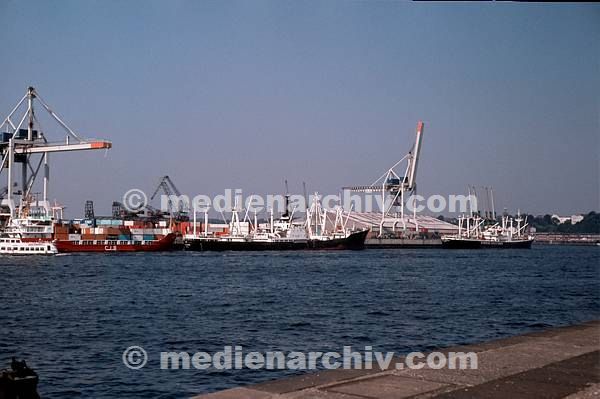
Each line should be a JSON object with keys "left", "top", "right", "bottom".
{"left": 54, "top": 232, "right": 176, "bottom": 253}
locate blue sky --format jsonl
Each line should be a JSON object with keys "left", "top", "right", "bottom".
{"left": 0, "top": 1, "right": 598, "bottom": 217}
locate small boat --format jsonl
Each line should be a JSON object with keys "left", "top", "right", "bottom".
{"left": 0, "top": 358, "right": 40, "bottom": 398}
{"left": 0, "top": 236, "right": 57, "bottom": 255}
{"left": 54, "top": 232, "right": 176, "bottom": 253}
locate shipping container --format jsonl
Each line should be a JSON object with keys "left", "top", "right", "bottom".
{"left": 96, "top": 219, "right": 122, "bottom": 226}
{"left": 54, "top": 225, "right": 69, "bottom": 233}
{"left": 105, "top": 227, "right": 122, "bottom": 235}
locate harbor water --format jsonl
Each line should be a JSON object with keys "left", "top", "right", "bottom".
{"left": 1, "top": 246, "right": 599, "bottom": 398}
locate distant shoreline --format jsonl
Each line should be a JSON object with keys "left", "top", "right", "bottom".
{"left": 533, "top": 233, "right": 600, "bottom": 246}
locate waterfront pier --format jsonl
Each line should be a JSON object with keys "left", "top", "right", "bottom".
{"left": 193, "top": 321, "right": 600, "bottom": 399}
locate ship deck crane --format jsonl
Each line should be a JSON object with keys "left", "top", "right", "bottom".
{"left": 343, "top": 121, "right": 424, "bottom": 237}
{"left": 0, "top": 87, "right": 112, "bottom": 218}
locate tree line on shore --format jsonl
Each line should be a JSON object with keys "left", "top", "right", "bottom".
{"left": 526, "top": 212, "right": 599, "bottom": 234}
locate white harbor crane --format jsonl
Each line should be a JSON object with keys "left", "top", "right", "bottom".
{"left": 0, "top": 86, "right": 112, "bottom": 219}
{"left": 343, "top": 121, "right": 424, "bottom": 237}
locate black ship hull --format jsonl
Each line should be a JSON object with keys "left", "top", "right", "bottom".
{"left": 185, "top": 229, "right": 369, "bottom": 251}
{"left": 441, "top": 238, "right": 534, "bottom": 249}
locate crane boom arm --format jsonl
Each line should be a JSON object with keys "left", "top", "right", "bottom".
{"left": 9, "top": 140, "right": 111, "bottom": 154}
{"left": 407, "top": 121, "right": 424, "bottom": 190}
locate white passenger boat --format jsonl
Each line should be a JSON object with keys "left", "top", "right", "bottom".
{"left": 0, "top": 236, "right": 57, "bottom": 255}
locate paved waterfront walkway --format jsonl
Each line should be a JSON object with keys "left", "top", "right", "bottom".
{"left": 192, "top": 320, "right": 600, "bottom": 399}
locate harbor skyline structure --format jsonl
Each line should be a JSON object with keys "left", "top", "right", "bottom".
{"left": 0, "top": 2, "right": 598, "bottom": 218}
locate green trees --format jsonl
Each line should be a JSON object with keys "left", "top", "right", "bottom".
{"left": 529, "top": 212, "right": 599, "bottom": 234}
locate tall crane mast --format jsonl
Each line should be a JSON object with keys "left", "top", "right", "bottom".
{"left": 343, "top": 121, "right": 425, "bottom": 237}
{"left": 0, "top": 86, "right": 112, "bottom": 219}
{"left": 407, "top": 121, "right": 424, "bottom": 191}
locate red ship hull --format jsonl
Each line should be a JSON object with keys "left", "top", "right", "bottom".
{"left": 54, "top": 233, "right": 176, "bottom": 253}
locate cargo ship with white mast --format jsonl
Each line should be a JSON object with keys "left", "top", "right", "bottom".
{"left": 184, "top": 190, "right": 369, "bottom": 251}
{"left": 441, "top": 212, "right": 534, "bottom": 249}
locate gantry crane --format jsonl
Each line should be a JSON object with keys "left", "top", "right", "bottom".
{"left": 150, "top": 175, "right": 189, "bottom": 220}
{"left": 343, "top": 121, "right": 424, "bottom": 237}
{"left": 0, "top": 87, "right": 112, "bottom": 219}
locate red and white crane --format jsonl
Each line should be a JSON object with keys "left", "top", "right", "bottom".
{"left": 0, "top": 86, "right": 112, "bottom": 219}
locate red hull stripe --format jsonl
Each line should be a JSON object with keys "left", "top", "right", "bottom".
{"left": 55, "top": 234, "right": 176, "bottom": 253}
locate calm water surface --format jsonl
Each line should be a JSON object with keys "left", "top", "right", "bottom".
{"left": 1, "top": 246, "right": 599, "bottom": 398}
